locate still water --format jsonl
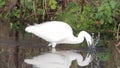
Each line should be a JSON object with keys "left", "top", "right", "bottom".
{"left": 0, "top": 40, "right": 109, "bottom": 68}
{"left": 24, "top": 50, "right": 92, "bottom": 68}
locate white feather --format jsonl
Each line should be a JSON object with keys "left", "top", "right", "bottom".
{"left": 25, "top": 21, "right": 93, "bottom": 47}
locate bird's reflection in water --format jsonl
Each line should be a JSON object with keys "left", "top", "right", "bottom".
{"left": 24, "top": 50, "right": 93, "bottom": 68}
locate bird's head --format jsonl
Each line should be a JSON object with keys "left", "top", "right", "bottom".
{"left": 78, "top": 31, "right": 93, "bottom": 46}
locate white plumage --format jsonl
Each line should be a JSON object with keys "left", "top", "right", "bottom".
{"left": 25, "top": 21, "right": 93, "bottom": 48}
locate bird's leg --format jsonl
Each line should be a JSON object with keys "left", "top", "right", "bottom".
{"left": 51, "top": 47, "right": 56, "bottom": 52}
{"left": 52, "top": 43, "right": 56, "bottom": 48}
{"left": 51, "top": 43, "right": 57, "bottom": 52}
{"left": 48, "top": 43, "right": 52, "bottom": 51}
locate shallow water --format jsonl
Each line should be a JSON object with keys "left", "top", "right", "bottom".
{"left": 25, "top": 50, "right": 93, "bottom": 68}
{"left": 0, "top": 40, "right": 109, "bottom": 68}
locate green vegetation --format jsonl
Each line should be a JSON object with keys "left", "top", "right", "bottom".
{"left": 48, "top": 0, "right": 57, "bottom": 10}
{"left": 98, "top": 52, "right": 110, "bottom": 61}
{"left": 56, "top": 0, "right": 119, "bottom": 35}
{"left": 0, "top": 0, "right": 119, "bottom": 36}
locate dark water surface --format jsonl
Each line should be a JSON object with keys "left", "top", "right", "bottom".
{"left": 0, "top": 40, "right": 109, "bottom": 68}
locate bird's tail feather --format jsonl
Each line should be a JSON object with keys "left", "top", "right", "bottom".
{"left": 24, "top": 59, "right": 41, "bottom": 65}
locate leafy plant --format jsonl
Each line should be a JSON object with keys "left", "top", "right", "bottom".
{"left": 10, "top": 7, "right": 20, "bottom": 18}
{"left": 0, "top": 0, "right": 5, "bottom": 7}
{"left": 37, "top": 8, "right": 44, "bottom": 15}
{"left": 21, "top": 0, "right": 33, "bottom": 10}
{"left": 56, "top": 0, "right": 119, "bottom": 36}
{"left": 56, "top": 2, "right": 94, "bottom": 35}
{"left": 97, "top": 52, "right": 110, "bottom": 61}
{"left": 95, "top": 0, "right": 117, "bottom": 30}
{"left": 48, "top": 0, "right": 57, "bottom": 10}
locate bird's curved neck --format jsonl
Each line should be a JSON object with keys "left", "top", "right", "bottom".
{"left": 62, "top": 31, "right": 92, "bottom": 44}
{"left": 61, "top": 33, "right": 84, "bottom": 44}
{"left": 60, "top": 31, "right": 92, "bottom": 45}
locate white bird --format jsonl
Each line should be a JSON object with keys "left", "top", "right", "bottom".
{"left": 24, "top": 50, "right": 93, "bottom": 68}
{"left": 25, "top": 21, "right": 93, "bottom": 48}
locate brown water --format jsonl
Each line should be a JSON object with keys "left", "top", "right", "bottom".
{"left": 0, "top": 40, "right": 115, "bottom": 68}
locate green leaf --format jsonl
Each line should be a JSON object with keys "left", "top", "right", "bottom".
{"left": 48, "top": 0, "right": 57, "bottom": 10}
{"left": 37, "top": 9, "right": 44, "bottom": 15}
{"left": 0, "top": 0, "right": 5, "bottom": 7}
{"left": 110, "top": 0, "right": 116, "bottom": 9}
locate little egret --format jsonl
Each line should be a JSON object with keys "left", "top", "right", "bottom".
{"left": 24, "top": 50, "right": 93, "bottom": 68}
{"left": 25, "top": 21, "right": 93, "bottom": 48}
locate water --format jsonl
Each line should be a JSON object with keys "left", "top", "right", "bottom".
{"left": 0, "top": 32, "right": 110, "bottom": 68}
{"left": 24, "top": 50, "right": 93, "bottom": 68}
{"left": 0, "top": 40, "right": 108, "bottom": 68}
